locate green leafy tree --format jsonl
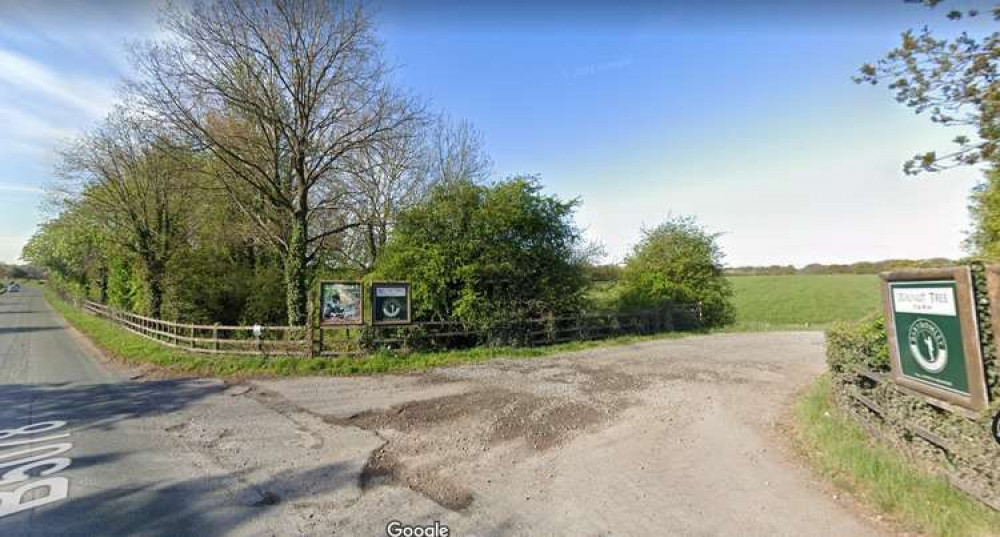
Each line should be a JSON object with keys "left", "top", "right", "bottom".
{"left": 22, "top": 206, "right": 110, "bottom": 300}
{"left": 858, "top": 2, "right": 1000, "bottom": 258}
{"left": 967, "top": 168, "right": 1000, "bottom": 257}
{"left": 57, "top": 108, "right": 201, "bottom": 317}
{"left": 856, "top": 1, "right": 1000, "bottom": 174}
{"left": 618, "top": 216, "right": 734, "bottom": 328}
{"left": 376, "top": 177, "right": 589, "bottom": 337}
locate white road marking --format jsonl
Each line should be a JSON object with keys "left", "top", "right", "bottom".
{"left": 0, "top": 420, "right": 74, "bottom": 518}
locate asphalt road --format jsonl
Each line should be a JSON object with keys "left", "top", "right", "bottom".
{"left": 0, "top": 286, "right": 281, "bottom": 536}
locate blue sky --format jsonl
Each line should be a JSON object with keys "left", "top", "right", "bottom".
{"left": 0, "top": 0, "right": 990, "bottom": 266}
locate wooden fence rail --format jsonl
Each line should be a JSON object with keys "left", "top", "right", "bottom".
{"left": 83, "top": 301, "right": 312, "bottom": 356}
{"left": 82, "top": 300, "right": 699, "bottom": 358}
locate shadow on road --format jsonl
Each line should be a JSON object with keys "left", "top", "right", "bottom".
{"left": 0, "top": 379, "right": 226, "bottom": 433}
{"left": 16, "top": 463, "right": 354, "bottom": 537}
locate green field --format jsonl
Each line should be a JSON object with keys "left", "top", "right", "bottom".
{"left": 729, "top": 274, "right": 881, "bottom": 330}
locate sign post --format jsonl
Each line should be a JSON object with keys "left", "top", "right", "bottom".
{"left": 882, "top": 267, "right": 989, "bottom": 412}
{"left": 372, "top": 282, "right": 411, "bottom": 325}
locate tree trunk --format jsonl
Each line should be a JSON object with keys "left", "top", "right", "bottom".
{"left": 97, "top": 264, "right": 108, "bottom": 304}
{"left": 148, "top": 272, "right": 164, "bottom": 319}
{"left": 284, "top": 211, "right": 308, "bottom": 326}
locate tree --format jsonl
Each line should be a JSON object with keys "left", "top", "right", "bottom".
{"left": 337, "top": 118, "right": 431, "bottom": 270}
{"left": 426, "top": 115, "right": 493, "bottom": 185}
{"left": 129, "top": 0, "right": 422, "bottom": 324}
{"left": 856, "top": 1, "right": 1000, "bottom": 174}
{"left": 375, "top": 177, "right": 590, "bottom": 336}
{"left": 966, "top": 167, "right": 1000, "bottom": 257}
{"left": 334, "top": 114, "right": 493, "bottom": 270}
{"left": 618, "top": 216, "right": 734, "bottom": 328}
{"left": 57, "top": 108, "right": 195, "bottom": 317}
{"left": 22, "top": 207, "right": 109, "bottom": 299}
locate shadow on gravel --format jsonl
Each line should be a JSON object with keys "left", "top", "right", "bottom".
{"left": 22, "top": 463, "right": 352, "bottom": 537}
{"left": 0, "top": 379, "right": 225, "bottom": 433}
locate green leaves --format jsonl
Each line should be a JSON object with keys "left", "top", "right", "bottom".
{"left": 375, "top": 177, "right": 589, "bottom": 340}
{"left": 858, "top": 3, "right": 1000, "bottom": 174}
{"left": 617, "top": 216, "right": 734, "bottom": 328}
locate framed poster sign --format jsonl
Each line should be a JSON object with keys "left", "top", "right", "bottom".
{"left": 318, "top": 281, "right": 364, "bottom": 326}
{"left": 372, "top": 282, "right": 411, "bottom": 325}
{"left": 881, "top": 267, "right": 988, "bottom": 412}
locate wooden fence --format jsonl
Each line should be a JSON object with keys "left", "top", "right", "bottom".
{"left": 83, "top": 301, "right": 313, "bottom": 356}
{"left": 83, "top": 300, "right": 699, "bottom": 358}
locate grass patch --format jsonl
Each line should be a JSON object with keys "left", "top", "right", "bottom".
{"left": 793, "top": 376, "right": 1000, "bottom": 537}
{"left": 45, "top": 288, "right": 692, "bottom": 378}
{"left": 729, "top": 274, "right": 880, "bottom": 331}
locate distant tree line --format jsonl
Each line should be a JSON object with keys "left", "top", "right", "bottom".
{"left": 23, "top": 0, "right": 734, "bottom": 332}
{"left": 724, "top": 258, "right": 958, "bottom": 276}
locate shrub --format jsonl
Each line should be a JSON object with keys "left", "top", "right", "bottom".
{"left": 375, "top": 177, "right": 589, "bottom": 343}
{"left": 617, "top": 216, "right": 734, "bottom": 328}
{"left": 826, "top": 315, "right": 890, "bottom": 374}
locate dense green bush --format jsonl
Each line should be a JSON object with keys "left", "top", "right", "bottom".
{"left": 617, "top": 216, "right": 733, "bottom": 328}
{"left": 826, "top": 315, "right": 890, "bottom": 374}
{"left": 375, "top": 177, "right": 589, "bottom": 342}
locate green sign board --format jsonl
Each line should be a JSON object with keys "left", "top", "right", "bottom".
{"left": 888, "top": 280, "right": 969, "bottom": 395}
{"left": 882, "top": 267, "right": 989, "bottom": 412}
{"left": 372, "top": 282, "right": 411, "bottom": 325}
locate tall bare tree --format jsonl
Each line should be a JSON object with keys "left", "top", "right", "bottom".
{"left": 338, "top": 119, "right": 431, "bottom": 269}
{"left": 129, "top": 0, "right": 421, "bottom": 324}
{"left": 427, "top": 115, "right": 493, "bottom": 185}
{"left": 58, "top": 107, "right": 194, "bottom": 317}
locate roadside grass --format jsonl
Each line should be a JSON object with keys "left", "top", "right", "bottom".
{"left": 729, "top": 274, "right": 881, "bottom": 331}
{"left": 45, "top": 288, "right": 694, "bottom": 378}
{"left": 793, "top": 376, "right": 1000, "bottom": 537}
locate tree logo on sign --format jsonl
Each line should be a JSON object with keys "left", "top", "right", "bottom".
{"left": 381, "top": 297, "right": 403, "bottom": 319}
{"left": 907, "top": 318, "right": 949, "bottom": 374}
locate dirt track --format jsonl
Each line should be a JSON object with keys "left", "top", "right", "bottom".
{"left": 236, "top": 332, "right": 883, "bottom": 536}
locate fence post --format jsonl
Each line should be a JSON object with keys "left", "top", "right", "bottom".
{"left": 317, "top": 326, "right": 324, "bottom": 357}
{"left": 212, "top": 324, "right": 220, "bottom": 352}
{"left": 189, "top": 325, "right": 195, "bottom": 349}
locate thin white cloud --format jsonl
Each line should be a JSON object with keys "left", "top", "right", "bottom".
{"left": 0, "top": 48, "right": 115, "bottom": 119}
{"left": 0, "top": 184, "right": 44, "bottom": 194}
{"left": 0, "top": 104, "right": 78, "bottom": 143}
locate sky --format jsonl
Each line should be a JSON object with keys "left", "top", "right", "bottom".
{"left": 0, "top": 0, "right": 992, "bottom": 267}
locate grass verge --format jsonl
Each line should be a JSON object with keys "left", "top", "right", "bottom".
{"left": 45, "top": 288, "right": 693, "bottom": 378}
{"left": 793, "top": 376, "right": 1000, "bottom": 537}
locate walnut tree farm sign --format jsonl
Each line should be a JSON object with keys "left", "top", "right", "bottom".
{"left": 882, "top": 267, "right": 989, "bottom": 412}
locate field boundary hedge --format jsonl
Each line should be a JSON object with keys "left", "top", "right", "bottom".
{"left": 827, "top": 263, "right": 1000, "bottom": 510}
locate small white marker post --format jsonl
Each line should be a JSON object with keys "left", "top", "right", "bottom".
{"left": 252, "top": 324, "right": 263, "bottom": 353}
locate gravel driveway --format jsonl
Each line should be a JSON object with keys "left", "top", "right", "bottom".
{"left": 211, "top": 332, "right": 883, "bottom": 536}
